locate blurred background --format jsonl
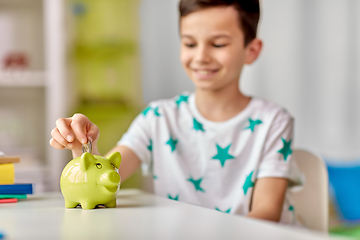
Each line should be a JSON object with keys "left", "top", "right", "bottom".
{"left": 0, "top": 0, "right": 359, "bottom": 236}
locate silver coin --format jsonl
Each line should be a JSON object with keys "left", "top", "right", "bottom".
{"left": 82, "top": 141, "right": 92, "bottom": 154}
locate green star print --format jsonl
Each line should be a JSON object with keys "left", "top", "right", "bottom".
{"left": 187, "top": 176, "right": 205, "bottom": 192}
{"left": 142, "top": 106, "right": 152, "bottom": 116}
{"left": 175, "top": 94, "right": 189, "bottom": 108}
{"left": 166, "top": 135, "right": 178, "bottom": 152}
{"left": 289, "top": 205, "right": 295, "bottom": 223}
{"left": 153, "top": 107, "right": 161, "bottom": 116}
{"left": 147, "top": 139, "right": 153, "bottom": 151}
{"left": 244, "top": 118, "right": 262, "bottom": 132}
{"left": 243, "top": 171, "right": 255, "bottom": 195}
{"left": 142, "top": 106, "right": 161, "bottom": 117}
{"left": 168, "top": 194, "right": 179, "bottom": 201}
{"left": 215, "top": 207, "right": 231, "bottom": 214}
{"left": 278, "top": 138, "right": 292, "bottom": 161}
{"left": 193, "top": 118, "right": 205, "bottom": 132}
{"left": 212, "top": 144, "right": 235, "bottom": 168}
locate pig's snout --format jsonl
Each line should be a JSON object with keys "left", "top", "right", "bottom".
{"left": 100, "top": 172, "right": 120, "bottom": 188}
{"left": 109, "top": 172, "right": 120, "bottom": 184}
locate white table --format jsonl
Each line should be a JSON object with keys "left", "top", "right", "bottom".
{"left": 0, "top": 189, "right": 349, "bottom": 240}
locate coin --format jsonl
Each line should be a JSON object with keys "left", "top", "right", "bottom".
{"left": 81, "top": 141, "right": 92, "bottom": 154}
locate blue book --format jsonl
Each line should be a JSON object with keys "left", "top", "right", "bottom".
{"left": 0, "top": 184, "right": 33, "bottom": 194}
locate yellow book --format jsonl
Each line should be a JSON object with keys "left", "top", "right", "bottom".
{"left": 0, "top": 163, "right": 15, "bottom": 184}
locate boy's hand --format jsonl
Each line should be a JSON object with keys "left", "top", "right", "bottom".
{"left": 49, "top": 114, "right": 99, "bottom": 157}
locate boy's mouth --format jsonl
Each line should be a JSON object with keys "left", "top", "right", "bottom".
{"left": 192, "top": 69, "right": 219, "bottom": 78}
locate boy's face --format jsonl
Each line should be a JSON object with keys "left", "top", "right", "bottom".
{"left": 180, "top": 6, "right": 261, "bottom": 92}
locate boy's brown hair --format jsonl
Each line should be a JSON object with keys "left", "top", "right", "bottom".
{"left": 179, "top": 0, "right": 260, "bottom": 46}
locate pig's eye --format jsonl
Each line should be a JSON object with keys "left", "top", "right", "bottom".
{"left": 96, "top": 163, "right": 102, "bottom": 169}
{"left": 110, "top": 163, "right": 115, "bottom": 169}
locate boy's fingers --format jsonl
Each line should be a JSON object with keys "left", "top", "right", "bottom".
{"left": 87, "top": 124, "right": 99, "bottom": 143}
{"left": 55, "top": 118, "right": 74, "bottom": 142}
{"left": 70, "top": 118, "right": 88, "bottom": 144}
{"left": 49, "top": 138, "right": 66, "bottom": 150}
{"left": 51, "top": 127, "right": 70, "bottom": 147}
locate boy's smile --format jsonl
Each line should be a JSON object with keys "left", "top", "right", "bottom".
{"left": 192, "top": 68, "right": 219, "bottom": 79}
{"left": 180, "top": 6, "right": 262, "bottom": 92}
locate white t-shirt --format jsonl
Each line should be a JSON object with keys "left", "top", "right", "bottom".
{"left": 118, "top": 92, "right": 304, "bottom": 225}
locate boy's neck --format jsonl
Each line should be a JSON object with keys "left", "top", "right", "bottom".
{"left": 195, "top": 84, "right": 251, "bottom": 122}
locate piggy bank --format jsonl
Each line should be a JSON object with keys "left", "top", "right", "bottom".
{"left": 60, "top": 152, "right": 121, "bottom": 209}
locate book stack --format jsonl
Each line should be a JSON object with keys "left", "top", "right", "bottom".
{"left": 0, "top": 155, "right": 33, "bottom": 203}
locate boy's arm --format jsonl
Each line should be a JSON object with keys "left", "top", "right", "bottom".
{"left": 105, "top": 145, "right": 141, "bottom": 182}
{"left": 247, "top": 177, "right": 288, "bottom": 222}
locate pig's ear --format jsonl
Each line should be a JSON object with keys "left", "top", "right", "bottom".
{"left": 108, "top": 151, "right": 121, "bottom": 169}
{"left": 80, "top": 152, "right": 96, "bottom": 172}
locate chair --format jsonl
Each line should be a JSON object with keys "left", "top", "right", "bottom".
{"left": 290, "top": 149, "right": 329, "bottom": 232}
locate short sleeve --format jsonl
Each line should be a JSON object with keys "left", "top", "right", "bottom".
{"left": 117, "top": 109, "right": 152, "bottom": 173}
{"left": 257, "top": 113, "right": 304, "bottom": 188}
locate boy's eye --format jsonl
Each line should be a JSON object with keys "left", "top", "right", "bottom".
{"left": 96, "top": 163, "right": 102, "bottom": 169}
{"left": 213, "top": 44, "right": 227, "bottom": 48}
{"left": 185, "top": 43, "right": 196, "bottom": 48}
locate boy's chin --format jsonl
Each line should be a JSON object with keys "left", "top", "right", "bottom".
{"left": 193, "top": 82, "right": 222, "bottom": 92}
{"left": 192, "top": 79, "right": 237, "bottom": 93}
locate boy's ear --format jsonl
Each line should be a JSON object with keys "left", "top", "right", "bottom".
{"left": 108, "top": 151, "right": 121, "bottom": 169}
{"left": 80, "top": 152, "right": 96, "bottom": 172}
{"left": 244, "top": 38, "right": 263, "bottom": 65}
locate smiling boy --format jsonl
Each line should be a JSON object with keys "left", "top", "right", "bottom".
{"left": 50, "top": 0, "right": 303, "bottom": 225}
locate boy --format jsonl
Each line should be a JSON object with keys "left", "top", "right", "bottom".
{"left": 50, "top": 0, "right": 303, "bottom": 225}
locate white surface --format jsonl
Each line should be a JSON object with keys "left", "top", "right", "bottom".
{"left": 0, "top": 189, "right": 347, "bottom": 240}
{"left": 291, "top": 149, "right": 329, "bottom": 232}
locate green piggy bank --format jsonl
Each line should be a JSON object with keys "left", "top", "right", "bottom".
{"left": 60, "top": 152, "right": 121, "bottom": 209}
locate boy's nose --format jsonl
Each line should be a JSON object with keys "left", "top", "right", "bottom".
{"left": 194, "top": 46, "right": 211, "bottom": 63}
